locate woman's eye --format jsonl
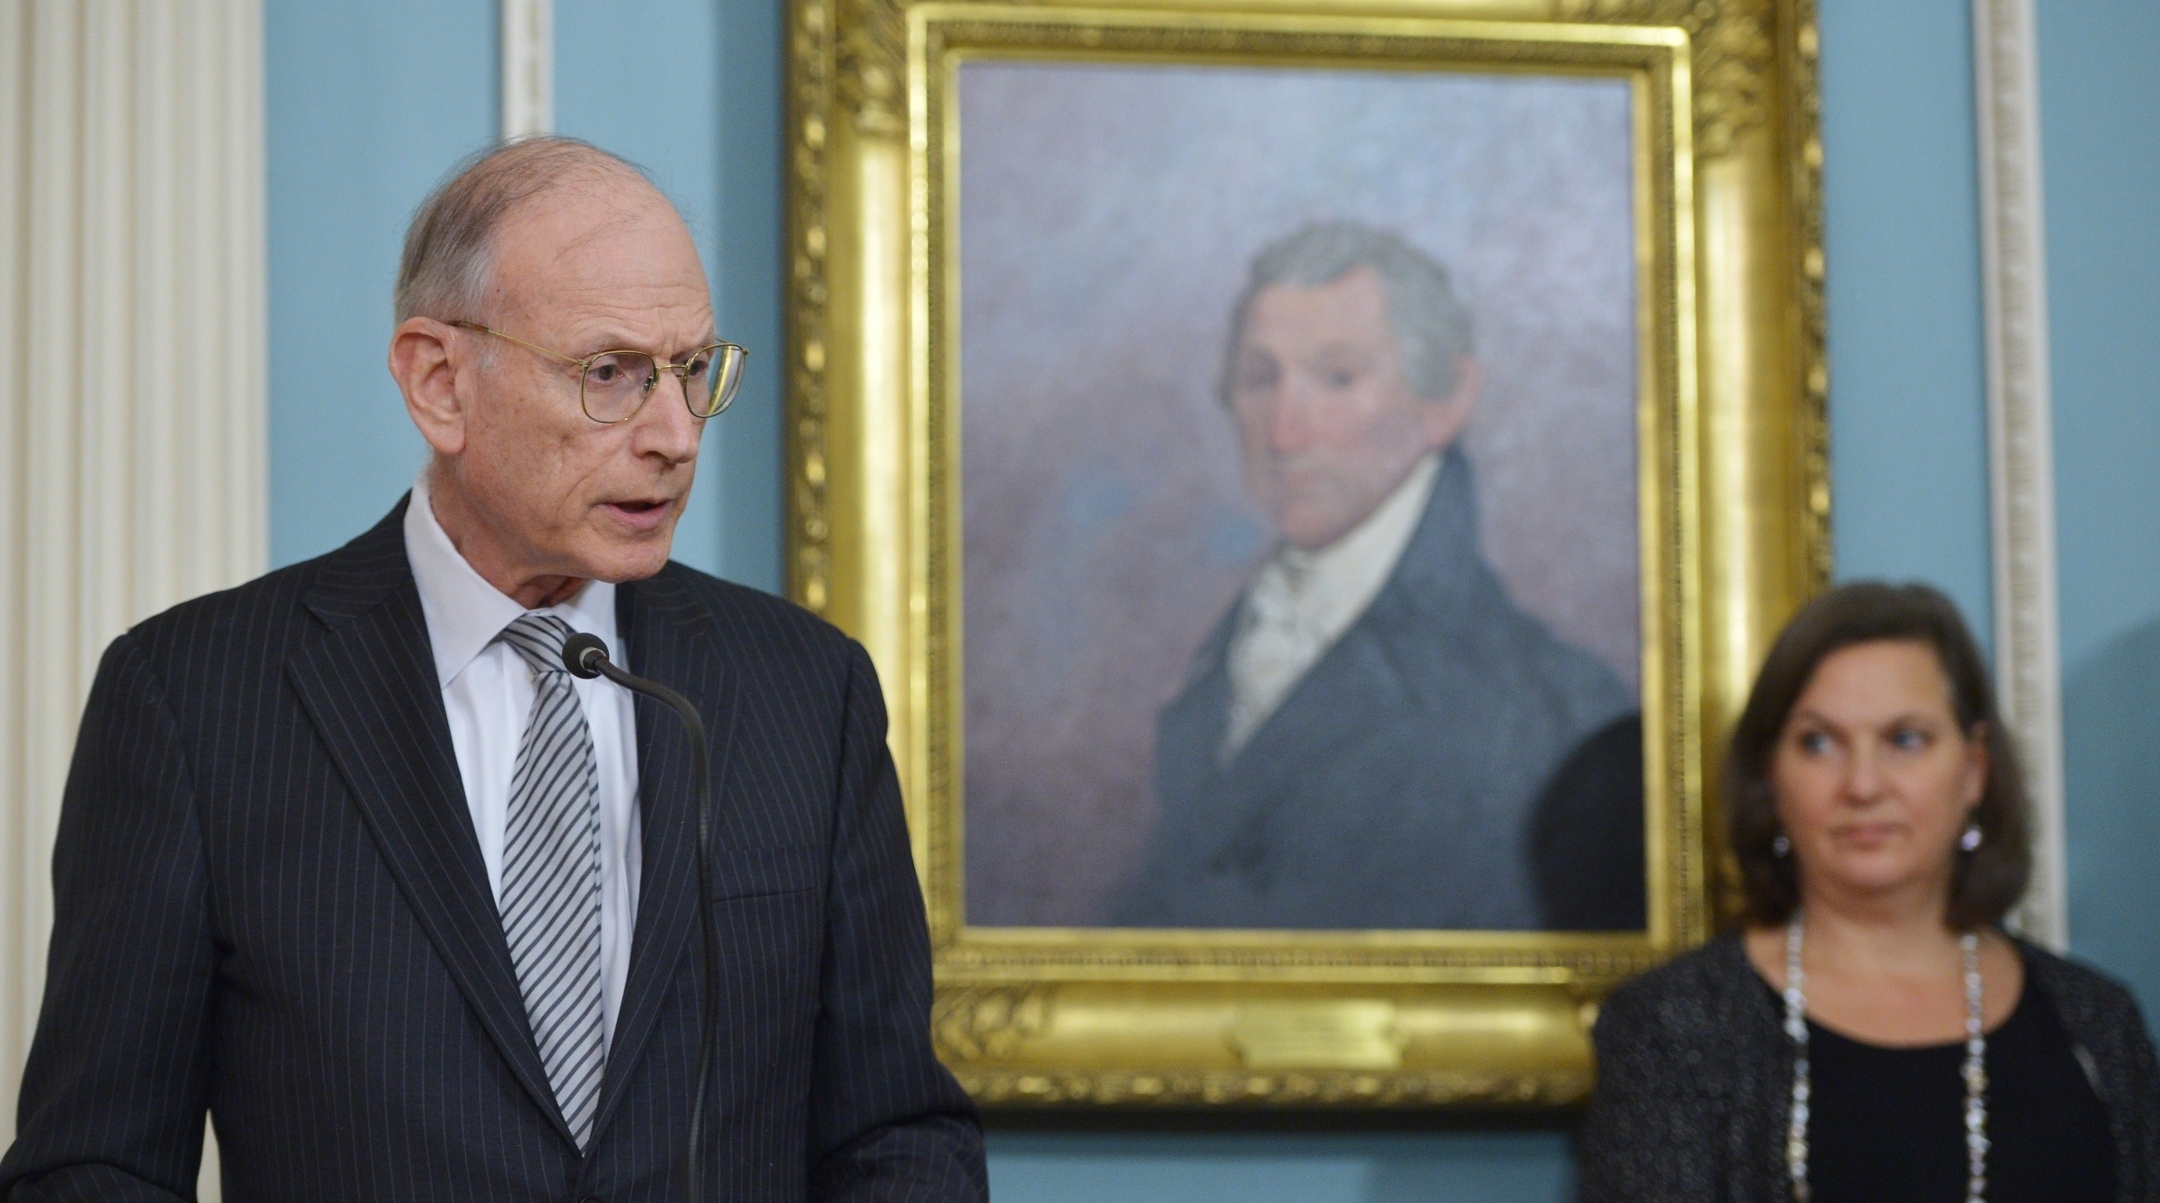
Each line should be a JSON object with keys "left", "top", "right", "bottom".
{"left": 1322, "top": 368, "right": 1357, "bottom": 389}
{"left": 1797, "top": 731, "right": 1831, "bottom": 755}
{"left": 1890, "top": 727, "right": 1930, "bottom": 751}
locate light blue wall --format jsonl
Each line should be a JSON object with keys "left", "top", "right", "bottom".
{"left": 260, "top": 0, "right": 2156, "bottom": 1198}
{"left": 264, "top": 0, "right": 494, "bottom": 567}
{"left": 2037, "top": 0, "right": 2160, "bottom": 1029}
{"left": 988, "top": 1128, "right": 1572, "bottom": 1203}
{"left": 1818, "top": 0, "right": 1992, "bottom": 628}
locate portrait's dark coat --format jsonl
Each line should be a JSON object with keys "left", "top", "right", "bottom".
{"left": 1114, "top": 448, "right": 1637, "bottom": 930}
{"left": 0, "top": 499, "right": 985, "bottom": 1203}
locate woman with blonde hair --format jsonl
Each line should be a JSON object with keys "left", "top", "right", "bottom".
{"left": 1581, "top": 581, "right": 2159, "bottom": 1201}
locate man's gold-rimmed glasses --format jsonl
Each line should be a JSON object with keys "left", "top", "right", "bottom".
{"left": 450, "top": 320, "right": 748, "bottom": 423}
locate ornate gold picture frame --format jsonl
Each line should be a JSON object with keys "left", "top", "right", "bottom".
{"left": 786, "top": 0, "right": 1827, "bottom": 1107}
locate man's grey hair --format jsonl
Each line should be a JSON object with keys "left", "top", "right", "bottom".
{"left": 394, "top": 136, "right": 661, "bottom": 324}
{"left": 1225, "top": 220, "right": 1476, "bottom": 400}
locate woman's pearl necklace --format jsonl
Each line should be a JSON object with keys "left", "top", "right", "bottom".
{"left": 1783, "top": 913, "right": 1987, "bottom": 1202}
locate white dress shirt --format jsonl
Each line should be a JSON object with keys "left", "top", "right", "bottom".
{"left": 404, "top": 470, "right": 642, "bottom": 1050}
{"left": 1222, "top": 453, "right": 1439, "bottom": 761}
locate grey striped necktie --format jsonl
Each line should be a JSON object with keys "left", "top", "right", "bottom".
{"left": 495, "top": 613, "right": 605, "bottom": 1149}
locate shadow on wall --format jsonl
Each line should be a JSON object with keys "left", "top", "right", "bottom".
{"left": 2062, "top": 610, "right": 2160, "bottom": 1037}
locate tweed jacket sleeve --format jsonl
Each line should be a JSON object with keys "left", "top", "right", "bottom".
{"left": 2023, "top": 943, "right": 2160, "bottom": 1203}
{"left": 1580, "top": 937, "right": 1787, "bottom": 1203}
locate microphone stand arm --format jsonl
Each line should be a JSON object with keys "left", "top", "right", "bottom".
{"left": 564, "top": 637, "right": 716, "bottom": 1201}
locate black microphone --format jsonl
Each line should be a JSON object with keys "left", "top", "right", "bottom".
{"left": 561, "top": 632, "right": 716, "bottom": 1201}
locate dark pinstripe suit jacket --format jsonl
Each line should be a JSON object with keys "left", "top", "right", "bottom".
{"left": 0, "top": 500, "right": 985, "bottom": 1202}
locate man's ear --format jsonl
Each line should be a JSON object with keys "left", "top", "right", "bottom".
{"left": 1419, "top": 357, "right": 1482, "bottom": 450}
{"left": 390, "top": 317, "right": 469, "bottom": 456}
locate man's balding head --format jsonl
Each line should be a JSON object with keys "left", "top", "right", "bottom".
{"left": 388, "top": 138, "right": 718, "bottom": 607}
{"left": 395, "top": 137, "right": 667, "bottom": 325}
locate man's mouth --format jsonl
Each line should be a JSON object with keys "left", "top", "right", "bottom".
{"left": 600, "top": 497, "right": 675, "bottom": 531}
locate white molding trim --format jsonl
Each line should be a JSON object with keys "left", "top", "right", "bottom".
{"left": 1973, "top": 0, "right": 2067, "bottom": 949}
{"left": 502, "top": 0, "right": 554, "bottom": 139}
{"left": 1, "top": 2, "right": 267, "bottom": 1190}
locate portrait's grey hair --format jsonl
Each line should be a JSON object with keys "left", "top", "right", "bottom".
{"left": 394, "top": 136, "right": 661, "bottom": 324}
{"left": 1225, "top": 220, "right": 1476, "bottom": 400}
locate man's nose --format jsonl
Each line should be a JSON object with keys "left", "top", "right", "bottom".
{"left": 1267, "top": 386, "right": 1315, "bottom": 452}
{"left": 631, "top": 372, "right": 703, "bottom": 463}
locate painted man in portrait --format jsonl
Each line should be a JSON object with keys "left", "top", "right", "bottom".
{"left": 1113, "top": 221, "right": 1642, "bottom": 931}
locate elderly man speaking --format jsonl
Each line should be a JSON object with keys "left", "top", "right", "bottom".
{"left": 0, "top": 139, "right": 985, "bottom": 1201}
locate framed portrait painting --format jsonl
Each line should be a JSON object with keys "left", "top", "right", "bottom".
{"left": 787, "top": 0, "right": 1829, "bottom": 1106}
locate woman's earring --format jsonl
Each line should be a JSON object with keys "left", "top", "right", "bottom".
{"left": 1959, "top": 822, "right": 1983, "bottom": 852}
{"left": 1772, "top": 834, "right": 1792, "bottom": 857}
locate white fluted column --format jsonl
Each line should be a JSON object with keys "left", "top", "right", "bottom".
{"left": 1973, "top": 0, "right": 2066, "bottom": 950}
{"left": 0, "top": 4, "right": 266, "bottom": 1187}
{"left": 502, "top": 0, "right": 554, "bottom": 137}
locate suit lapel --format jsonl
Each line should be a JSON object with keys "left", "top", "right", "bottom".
{"left": 286, "top": 503, "right": 579, "bottom": 1151}
{"left": 1181, "top": 603, "right": 1414, "bottom": 870}
{"left": 1234, "top": 625, "right": 1410, "bottom": 789}
{"left": 585, "top": 567, "right": 740, "bottom": 1149}
{"left": 1154, "top": 608, "right": 1238, "bottom": 804}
